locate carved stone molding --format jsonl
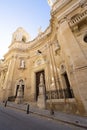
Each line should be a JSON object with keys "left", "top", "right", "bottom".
{"left": 35, "top": 58, "right": 45, "bottom": 67}
{"left": 30, "top": 26, "right": 51, "bottom": 47}
{"left": 56, "top": 0, "right": 86, "bottom": 24}
{"left": 79, "top": 0, "right": 87, "bottom": 8}
{"left": 60, "top": 64, "right": 66, "bottom": 74}
{"left": 52, "top": 0, "right": 71, "bottom": 13}
{"left": 9, "top": 42, "right": 29, "bottom": 51}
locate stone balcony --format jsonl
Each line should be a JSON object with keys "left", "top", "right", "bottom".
{"left": 69, "top": 10, "right": 87, "bottom": 27}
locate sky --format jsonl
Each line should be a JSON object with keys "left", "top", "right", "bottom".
{"left": 0, "top": 0, "right": 51, "bottom": 59}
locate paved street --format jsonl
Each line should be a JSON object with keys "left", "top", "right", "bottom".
{"left": 0, "top": 105, "right": 86, "bottom": 130}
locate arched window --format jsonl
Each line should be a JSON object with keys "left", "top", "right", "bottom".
{"left": 22, "top": 36, "right": 26, "bottom": 42}
{"left": 15, "top": 79, "right": 25, "bottom": 98}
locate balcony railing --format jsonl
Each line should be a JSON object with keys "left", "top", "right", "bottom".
{"left": 46, "top": 88, "right": 74, "bottom": 100}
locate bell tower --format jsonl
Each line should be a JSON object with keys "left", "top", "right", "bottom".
{"left": 12, "top": 27, "right": 30, "bottom": 43}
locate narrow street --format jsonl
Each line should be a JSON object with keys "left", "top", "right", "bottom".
{"left": 0, "top": 105, "right": 86, "bottom": 130}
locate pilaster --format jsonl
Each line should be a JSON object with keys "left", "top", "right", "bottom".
{"left": 3, "top": 56, "right": 17, "bottom": 100}
{"left": 57, "top": 20, "right": 87, "bottom": 115}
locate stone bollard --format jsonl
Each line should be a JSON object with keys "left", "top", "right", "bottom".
{"left": 4, "top": 100, "right": 8, "bottom": 107}
{"left": 26, "top": 104, "right": 30, "bottom": 114}
{"left": 50, "top": 108, "right": 54, "bottom": 115}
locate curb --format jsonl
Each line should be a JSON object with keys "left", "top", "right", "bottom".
{"left": 3, "top": 103, "right": 87, "bottom": 129}
{"left": 28, "top": 111, "right": 87, "bottom": 129}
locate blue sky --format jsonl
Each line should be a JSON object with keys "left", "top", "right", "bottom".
{"left": 0, "top": 0, "right": 51, "bottom": 59}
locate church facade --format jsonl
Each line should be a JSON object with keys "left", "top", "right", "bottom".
{"left": 0, "top": 0, "right": 87, "bottom": 115}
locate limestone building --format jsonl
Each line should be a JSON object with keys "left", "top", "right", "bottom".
{"left": 0, "top": 0, "right": 87, "bottom": 115}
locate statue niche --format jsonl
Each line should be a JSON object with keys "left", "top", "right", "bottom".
{"left": 20, "top": 60, "right": 25, "bottom": 69}
{"left": 15, "top": 79, "right": 24, "bottom": 104}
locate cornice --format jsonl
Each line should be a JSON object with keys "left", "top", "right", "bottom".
{"left": 28, "top": 26, "right": 51, "bottom": 48}
{"left": 54, "top": 0, "right": 87, "bottom": 28}
{"left": 57, "top": 0, "right": 80, "bottom": 22}
{"left": 9, "top": 42, "right": 29, "bottom": 51}
{"left": 52, "top": 0, "right": 72, "bottom": 14}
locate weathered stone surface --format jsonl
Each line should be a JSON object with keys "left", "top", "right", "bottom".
{"left": 0, "top": 0, "right": 87, "bottom": 115}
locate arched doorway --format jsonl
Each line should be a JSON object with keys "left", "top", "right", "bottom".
{"left": 15, "top": 79, "right": 25, "bottom": 98}
{"left": 60, "top": 64, "right": 74, "bottom": 99}
{"left": 62, "top": 72, "right": 74, "bottom": 98}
